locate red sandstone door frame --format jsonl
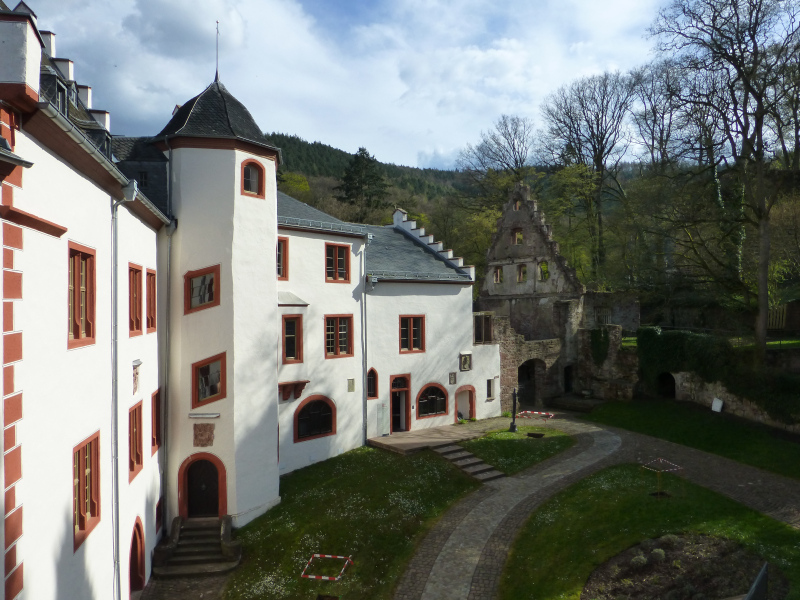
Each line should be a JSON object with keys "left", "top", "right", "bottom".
{"left": 454, "top": 385, "right": 476, "bottom": 423}
{"left": 177, "top": 452, "right": 228, "bottom": 518}
{"left": 129, "top": 518, "right": 145, "bottom": 595}
{"left": 389, "top": 374, "right": 411, "bottom": 433}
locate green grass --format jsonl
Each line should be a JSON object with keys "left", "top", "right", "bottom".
{"left": 459, "top": 426, "right": 574, "bottom": 474}
{"left": 584, "top": 400, "right": 800, "bottom": 480}
{"left": 735, "top": 338, "right": 800, "bottom": 350}
{"left": 500, "top": 464, "right": 800, "bottom": 599}
{"left": 621, "top": 336, "right": 637, "bottom": 348}
{"left": 224, "top": 446, "right": 479, "bottom": 600}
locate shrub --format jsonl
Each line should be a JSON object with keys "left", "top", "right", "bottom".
{"left": 630, "top": 555, "right": 648, "bottom": 569}
{"left": 651, "top": 548, "right": 666, "bottom": 563}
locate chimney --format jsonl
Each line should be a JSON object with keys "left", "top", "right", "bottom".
{"left": 89, "top": 109, "right": 110, "bottom": 132}
{"left": 40, "top": 30, "right": 55, "bottom": 57}
{"left": 52, "top": 58, "right": 74, "bottom": 81}
{"left": 77, "top": 85, "right": 91, "bottom": 109}
{"left": 0, "top": 5, "right": 42, "bottom": 100}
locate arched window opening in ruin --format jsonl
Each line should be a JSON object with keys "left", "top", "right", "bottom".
{"left": 657, "top": 372, "right": 676, "bottom": 399}
{"left": 513, "top": 200, "right": 521, "bottom": 211}
{"left": 517, "top": 264, "right": 527, "bottom": 283}
{"left": 512, "top": 229, "right": 523, "bottom": 245}
{"left": 493, "top": 267, "right": 503, "bottom": 284}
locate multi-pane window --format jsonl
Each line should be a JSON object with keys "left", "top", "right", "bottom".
{"left": 418, "top": 385, "right": 447, "bottom": 417}
{"left": 138, "top": 170, "right": 148, "bottom": 189}
{"left": 493, "top": 267, "right": 503, "bottom": 284}
{"left": 151, "top": 389, "right": 161, "bottom": 454}
{"left": 512, "top": 229, "right": 523, "bottom": 245}
{"left": 277, "top": 237, "right": 288, "bottom": 280}
{"left": 68, "top": 243, "right": 96, "bottom": 348}
{"left": 325, "top": 244, "right": 350, "bottom": 282}
{"left": 73, "top": 432, "right": 100, "bottom": 548}
{"left": 184, "top": 265, "right": 220, "bottom": 314}
{"left": 129, "top": 402, "right": 143, "bottom": 482}
{"left": 146, "top": 270, "right": 156, "bottom": 332}
{"left": 400, "top": 316, "right": 425, "bottom": 353}
{"left": 367, "top": 369, "right": 378, "bottom": 399}
{"left": 325, "top": 316, "right": 353, "bottom": 357}
{"left": 517, "top": 264, "right": 527, "bottom": 283}
{"left": 282, "top": 315, "right": 303, "bottom": 363}
{"left": 242, "top": 161, "right": 264, "bottom": 196}
{"left": 296, "top": 399, "right": 334, "bottom": 440}
{"left": 129, "top": 264, "right": 143, "bottom": 336}
{"left": 192, "top": 353, "right": 227, "bottom": 408}
{"left": 474, "top": 313, "right": 493, "bottom": 344}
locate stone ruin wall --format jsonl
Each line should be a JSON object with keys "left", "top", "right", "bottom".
{"left": 576, "top": 325, "right": 638, "bottom": 401}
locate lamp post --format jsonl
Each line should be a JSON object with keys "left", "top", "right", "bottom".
{"left": 509, "top": 387, "right": 518, "bottom": 433}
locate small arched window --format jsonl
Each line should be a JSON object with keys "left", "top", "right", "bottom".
{"left": 241, "top": 160, "right": 265, "bottom": 198}
{"left": 517, "top": 264, "right": 527, "bottom": 283}
{"left": 493, "top": 267, "right": 503, "bottom": 284}
{"left": 417, "top": 384, "right": 447, "bottom": 418}
{"left": 295, "top": 397, "right": 335, "bottom": 442}
{"left": 367, "top": 369, "right": 378, "bottom": 399}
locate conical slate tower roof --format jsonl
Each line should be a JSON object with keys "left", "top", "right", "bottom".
{"left": 155, "top": 79, "right": 280, "bottom": 156}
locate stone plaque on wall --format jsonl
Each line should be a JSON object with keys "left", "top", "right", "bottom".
{"left": 459, "top": 353, "right": 472, "bottom": 372}
{"left": 193, "top": 423, "right": 215, "bottom": 447}
{"left": 449, "top": 372, "right": 457, "bottom": 385}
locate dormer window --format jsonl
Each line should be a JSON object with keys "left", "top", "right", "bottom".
{"left": 241, "top": 160, "right": 265, "bottom": 198}
{"left": 56, "top": 82, "right": 68, "bottom": 116}
{"left": 138, "top": 171, "right": 148, "bottom": 189}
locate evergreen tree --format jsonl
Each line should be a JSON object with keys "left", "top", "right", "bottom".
{"left": 335, "top": 147, "right": 390, "bottom": 223}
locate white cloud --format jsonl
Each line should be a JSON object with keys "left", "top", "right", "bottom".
{"left": 29, "top": 0, "right": 666, "bottom": 167}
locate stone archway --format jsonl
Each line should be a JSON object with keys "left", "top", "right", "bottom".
{"left": 518, "top": 359, "right": 546, "bottom": 408}
{"left": 657, "top": 372, "right": 676, "bottom": 399}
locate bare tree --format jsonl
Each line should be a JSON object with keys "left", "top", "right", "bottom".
{"left": 457, "top": 114, "right": 537, "bottom": 209}
{"left": 652, "top": 0, "right": 800, "bottom": 361}
{"left": 540, "top": 71, "right": 635, "bottom": 276}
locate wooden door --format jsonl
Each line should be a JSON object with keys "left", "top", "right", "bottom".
{"left": 187, "top": 459, "right": 219, "bottom": 517}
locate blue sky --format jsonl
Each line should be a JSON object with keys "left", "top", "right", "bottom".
{"left": 29, "top": 0, "right": 665, "bottom": 168}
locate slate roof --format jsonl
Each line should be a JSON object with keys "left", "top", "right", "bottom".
{"left": 112, "top": 137, "right": 168, "bottom": 162}
{"left": 154, "top": 79, "right": 281, "bottom": 157}
{"left": 363, "top": 224, "right": 470, "bottom": 282}
{"left": 277, "top": 191, "right": 365, "bottom": 236}
{"left": 276, "top": 192, "right": 469, "bottom": 282}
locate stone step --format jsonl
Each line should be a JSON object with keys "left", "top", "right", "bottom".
{"left": 433, "top": 445, "right": 463, "bottom": 455}
{"left": 174, "top": 544, "right": 221, "bottom": 556}
{"left": 181, "top": 518, "right": 220, "bottom": 530}
{"left": 153, "top": 561, "right": 240, "bottom": 578}
{"left": 180, "top": 525, "right": 218, "bottom": 535}
{"left": 168, "top": 553, "right": 230, "bottom": 566}
{"left": 462, "top": 462, "right": 494, "bottom": 475}
{"left": 443, "top": 451, "right": 474, "bottom": 462}
{"left": 178, "top": 535, "right": 219, "bottom": 547}
{"left": 473, "top": 469, "right": 505, "bottom": 482}
{"left": 453, "top": 456, "right": 483, "bottom": 468}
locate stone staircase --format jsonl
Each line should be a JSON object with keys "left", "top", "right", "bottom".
{"left": 433, "top": 444, "right": 505, "bottom": 482}
{"left": 152, "top": 517, "right": 241, "bottom": 577}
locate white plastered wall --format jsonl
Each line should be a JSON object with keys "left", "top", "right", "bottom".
{"left": 9, "top": 128, "right": 161, "bottom": 599}
{"left": 365, "top": 281, "right": 501, "bottom": 439}
{"left": 276, "top": 229, "right": 365, "bottom": 475}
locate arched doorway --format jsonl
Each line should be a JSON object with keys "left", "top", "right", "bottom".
{"left": 129, "top": 519, "right": 145, "bottom": 594}
{"left": 657, "top": 372, "right": 676, "bottom": 399}
{"left": 178, "top": 453, "right": 228, "bottom": 519}
{"left": 455, "top": 385, "right": 475, "bottom": 422}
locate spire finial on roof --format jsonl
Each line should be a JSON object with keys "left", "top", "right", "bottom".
{"left": 215, "top": 20, "right": 220, "bottom": 82}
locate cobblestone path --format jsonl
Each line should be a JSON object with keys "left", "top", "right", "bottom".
{"left": 139, "top": 573, "right": 229, "bottom": 599}
{"left": 395, "top": 415, "right": 800, "bottom": 600}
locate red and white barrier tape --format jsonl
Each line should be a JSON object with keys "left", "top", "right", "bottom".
{"left": 300, "top": 553, "right": 354, "bottom": 581}
{"left": 516, "top": 411, "right": 554, "bottom": 419}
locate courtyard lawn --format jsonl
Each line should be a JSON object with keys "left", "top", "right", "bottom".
{"left": 224, "top": 446, "right": 479, "bottom": 600}
{"left": 500, "top": 464, "right": 800, "bottom": 599}
{"left": 459, "top": 426, "right": 574, "bottom": 474}
{"left": 583, "top": 400, "right": 800, "bottom": 480}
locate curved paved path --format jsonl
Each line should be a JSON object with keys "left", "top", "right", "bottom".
{"left": 394, "top": 415, "right": 800, "bottom": 600}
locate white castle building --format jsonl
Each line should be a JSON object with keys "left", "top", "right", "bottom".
{"left": 0, "top": 2, "right": 501, "bottom": 598}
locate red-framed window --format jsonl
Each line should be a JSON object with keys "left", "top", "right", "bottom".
{"left": 129, "top": 263, "right": 143, "bottom": 336}
{"left": 73, "top": 431, "right": 101, "bottom": 549}
{"left": 416, "top": 383, "right": 448, "bottom": 419}
{"left": 367, "top": 368, "right": 378, "bottom": 399}
{"left": 282, "top": 314, "right": 303, "bottom": 364}
{"left": 184, "top": 265, "right": 220, "bottom": 315}
{"left": 146, "top": 269, "right": 157, "bottom": 333}
{"left": 151, "top": 389, "right": 161, "bottom": 455}
{"left": 192, "top": 352, "right": 227, "bottom": 408}
{"left": 325, "top": 244, "right": 350, "bottom": 283}
{"left": 324, "top": 315, "right": 353, "bottom": 358}
{"left": 277, "top": 237, "right": 289, "bottom": 280}
{"left": 400, "top": 315, "right": 425, "bottom": 353}
{"left": 241, "top": 159, "right": 265, "bottom": 198}
{"left": 68, "top": 241, "right": 96, "bottom": 349}
{"left": 294, "top": 396, "right": 336, "bottom": 443}
{"left": 129, "top": 402, "right": 143, "bottom": 482}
